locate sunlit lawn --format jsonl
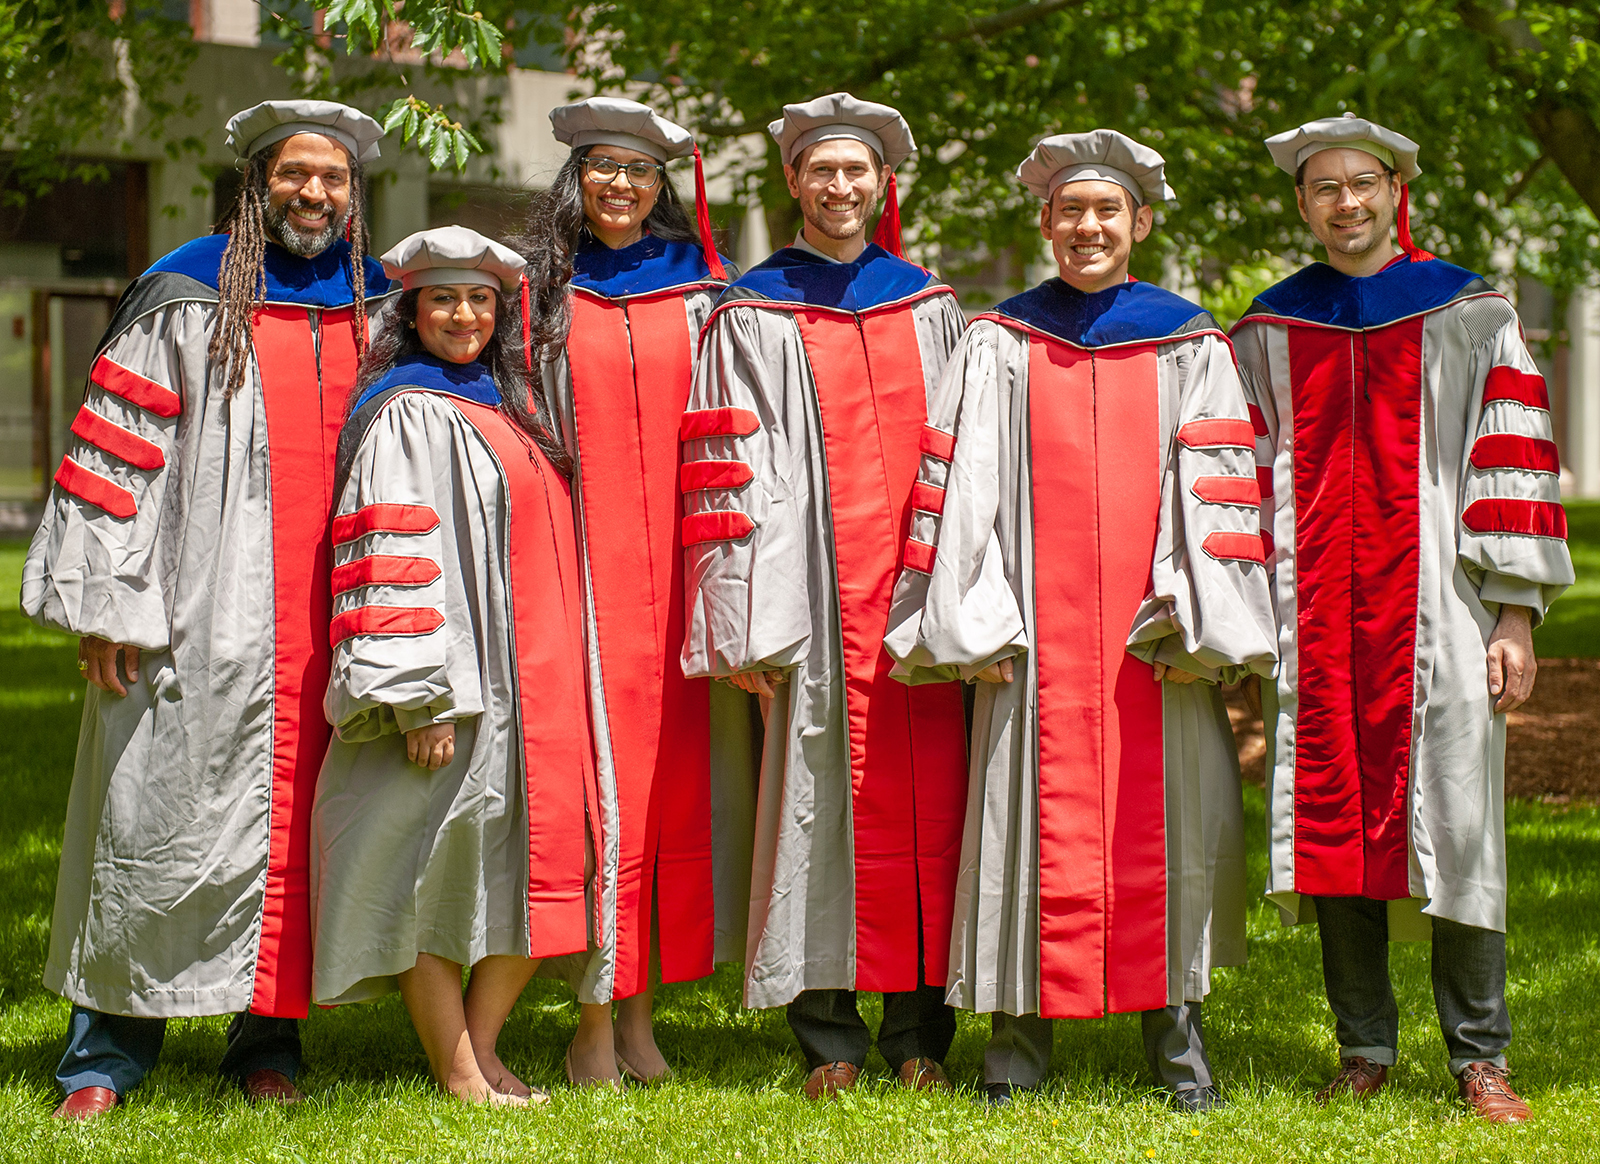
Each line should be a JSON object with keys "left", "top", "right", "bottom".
{"left": 0, "top": 517, "right": 1596, "bottom": 1162}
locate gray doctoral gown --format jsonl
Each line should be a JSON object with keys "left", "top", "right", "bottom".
{"left": 885, "top": 284, "right": 1278, "bottom": 1018}
{"left": 312, "top": 374, "right": 593, "bottom": 1005}
{"left": 1231, "top": 259, "right": 1574, "bottom": 937}
{"left": 21, "top": 235, "right": 391, "bottom": 1018}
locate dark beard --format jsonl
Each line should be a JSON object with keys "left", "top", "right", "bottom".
{"left": 266, "top": 196, "right": 345, "bottom": 257}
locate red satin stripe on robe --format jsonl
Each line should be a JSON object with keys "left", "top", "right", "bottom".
{"left": 910, "top": 481, "right": 946, "bottom": 514}
{"left": 1177, "top": 418, "right": 1256, "bottom": 449}
{"left": 568, "top": 290, "right": 714, "bottom": 992}
{"left": 1462, "top": 498, "right": 1568, "bottom": 539}
{"left": 71, "top": 408, "right": 165, "bottom": 470}
{"left": 1202, "top": 530, "right": 1267, "bottom": 563}
{"left": 903, "top": 538, "right": 936, "bottom": 574}
{"left": 920, "top": 425, "right": 956, "bottom": 461}
{"left": 1248, "top": 404, "right": 1270, "bottom": 437}
{"left": 683, "top": 510, "right": 755, "bottom": 544}
{"left": 1288, "top": 319, "right": 1423, "bottom": 900}
{"left": 1191, "top": 476, "right": 1260, "bottom": 506}
{"left": 328, "top": 604, "right": 446, "bottom": 646}
{"left": 91, "top": 354, "right": 182, "bottom": 417}
{"left": 332, "top": 503, "right": 440, "bottom": 544}
{"left": 1481, "top": 366, "right": 1549, "bottom": 410}
{"left": 1027, "top": 335, "right": 1166, "bottom": 1019}
{"left": 792, "top": 302, "right": 967, "bottom": 993}
{"left": 331, "top": 554, "right": 442, "bottom": 595}
{"left": 680, "top": 459, "right": 755, "bottom": 491}
{"left": 1469, "top": 434, "right": 1560, "bottom": 474}
{"left": 456, "top": 401, "right": 596, "bottom": 956}
{"left": 55, "top": 456, "right": 136, "bottom": 518}
{"left": 247, "top": 305, "right": 361, "bottom": 1017}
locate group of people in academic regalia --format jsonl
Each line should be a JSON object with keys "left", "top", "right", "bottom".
{"left": 24, "top": 84, "right": 1573, "bottom": 1128}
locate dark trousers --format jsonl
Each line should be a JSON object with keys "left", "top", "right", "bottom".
{"left": 55, "top": 1006, "right": 302, "bottom": 1097}
{"left": 1314, "top": 896, "right": 1511, "bottom": 1075}
{"left": 985, "top": 1003, "right": 1214, "bottom": 1092}
{"left": 787, "top": 985, "right": 956, "bottom": 1072}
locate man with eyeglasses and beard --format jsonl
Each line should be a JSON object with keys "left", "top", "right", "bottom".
{"left": 678, "top": 92, "right": 969, "bottom": 1099}
{"left": 1230, "top": 114, "right": 1574, "bottom": 1123}
{"left": 23, "top": 99, "right": 394, "bottom": 1119}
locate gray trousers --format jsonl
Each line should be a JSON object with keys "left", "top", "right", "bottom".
{"left": 1314, "top": 895, "right": 1510, "bottom": 1075}
{"left": 56, "top": 1006, "right": 300, "bottom": 1096}
{"left": 985, "top": 1004, "right": 1214, "bottom": 1091}
{"left": 787, "top": 985, "right": 956, "bottom": 1072}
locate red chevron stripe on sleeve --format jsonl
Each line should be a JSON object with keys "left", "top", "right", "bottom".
{"left": 680, "top": 460, "right": 755, "bottom": 492}
{"left": 910, "top": 481, "right": 946, "bottom": 515}
{"left": 1462, "top": 499, "right": 1568, "bottom": 539}
{"left": 91, "top": 355, "right": 181, "bottom": 418}
{"left": 1481, "top": 366, "right": 1550, "bottom": 410}
{"left": 1470, "top": 434, "right": 1560, "bottom": 474}
{"left": 332, "top": 503, "right": 441, "bottom": 545}
{"left": 54, "top": 456, "right": 136, "bottom": 519}
{"left": 329, "top": 605, "right": 446, "bottom": 647}
{"left": 1191, "top": 476, "right": 1261, "bottom": 506}
{"left": 70, "top": 408, "right": 165, "bottom": 471}
{"left": 1178, "top": 418, "right": 1257, "bottom": 449}
{"left": 919, "top": 425, "right": 956, "bottom": 462}
{"left": 332, "top": 555, "right": 443, "bottom": 596}
{"left": 903, "top": 538, "right": 937, "bottom": 574}
{"left": 1201, "top": 530, "right": 1266, "bottom": 563}
{"left": 683, "top": 510, "right": 755, "bottom": 545}
{"left": 679, "top": 408, "right": 760, "bottom": 441}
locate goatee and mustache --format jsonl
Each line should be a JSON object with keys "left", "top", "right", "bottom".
{"left": 267, "top": 195, "right": 346, "bottom": 256}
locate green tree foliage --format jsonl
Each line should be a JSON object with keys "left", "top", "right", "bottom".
{"left": 0, "top": 0, "right": 198, "bottom": 200}
{"left": 565, "top": 0, "right": 1600, "bottom": 295}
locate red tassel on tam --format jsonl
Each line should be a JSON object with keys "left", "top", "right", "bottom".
{"left": 520, "top": 273, "right": 534, "bottom": 374}
{"left": 692, "top": 145, "right": 728, "bottom": 281}
{"left": 873, "top": 171, "right": 904, "bottom": 258}
{"left": 1397, "top": 183, "right": 1435, "bottom": 261}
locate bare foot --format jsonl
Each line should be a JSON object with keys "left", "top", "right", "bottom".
{"left": 475, "top": 1048, "right": 533, "bottom": 1098}
{"left": 614, "top": 995, "right": 670, "bottom": 1083}
{"left": 565, "top": 1038, "right": 622, "bottom": 1088}
{"left": 443, "top": 1068, "right": 529, "bottom": 1107}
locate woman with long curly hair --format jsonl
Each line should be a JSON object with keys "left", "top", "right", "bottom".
{"left": 310, "top": 226, "right": 591, "bottom": 1106}
{"left": 516, "top": 96, "right": 751, "bottom": 1087}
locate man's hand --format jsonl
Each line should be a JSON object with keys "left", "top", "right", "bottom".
{"left": 1487, "top": 604, "right": 1537, "bottom": 714}
{"left": 1152, "top": 660, "right": 1201, "bottom": 685}
{"left": 973, "top": 658, "right": 1015, "bottom": 684}
{"left": 406, "top": 722, "right": 456, "bottom": 771}
{"left": 79, "top": 637, "right": 140, "bottom": 697}
{"left": 727, "top": 670, "right": 787, "bottom": 698}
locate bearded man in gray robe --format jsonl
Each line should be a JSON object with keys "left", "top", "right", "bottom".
{"left": 22, "top": 100, "right": 393, "bottom": 1119}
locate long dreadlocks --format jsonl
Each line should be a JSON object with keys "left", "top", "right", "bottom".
{"left": 209, "top": 143, "right": 370, "bottom": 399}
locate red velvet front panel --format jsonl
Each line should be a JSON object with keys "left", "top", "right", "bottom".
{"left": 793, "top": 303, "right": 967, "bottom": 993}
{"left": 1288, "top": 320, "right": 1423, "bottom": 899}
{"left": 1027, "top": 336, "right": 1167, "bottom": 1019}
{"left": 568, "top": 291, "right": 714, "bottom": 993}
{"left": 248, "top": 305, "right": 356, "bottom": 1017}
{"left": 456, "top": 401, "right": 595, "bottom": 957}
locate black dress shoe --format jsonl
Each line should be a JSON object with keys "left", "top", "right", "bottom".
{"left": 1168, "top": 1084, "right": 1224, "bottom": 1113}
{"left": 984, "top": 1081, "right": 1030, "bottom": 1107}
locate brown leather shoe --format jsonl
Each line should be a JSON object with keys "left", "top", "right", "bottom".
{"left": 803, "top": 1060, "right": 860, "bottom": 1099}
{"left": 897, "top": 1057, "right": 951, "bottom": 1092}
{"left": 242, "top": 1068, "right": 304, "bottom": 1105}
{"left": 1458, "top": 1062, "right": 1531, "bottom": 1124}
{"left": 1314, "top": 1056, "right": 1389, "bottom": 1105}
{"left": 53, "top": 1086, "right": 119, "bottom": 1120}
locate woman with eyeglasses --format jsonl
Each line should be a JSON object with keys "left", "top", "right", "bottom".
{"left": 515, "top": 96, "right": 750, "bottom": 1088}
{"left": 311, "top": 227, "right": 593, "bottom": 1105}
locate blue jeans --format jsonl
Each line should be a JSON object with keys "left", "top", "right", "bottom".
{"left": 1314, "top": 896, "right": 1511, "bottom": 1075}
{"left": 55, "top": 1007, "right": 301, "bottom": 1097}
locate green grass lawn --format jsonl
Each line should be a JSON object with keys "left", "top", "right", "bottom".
{"left": 0, "top": 521, "right": 1597, "bottom": 1163}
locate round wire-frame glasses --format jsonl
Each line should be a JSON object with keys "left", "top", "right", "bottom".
{"left": 1301, "top": 172, "right": 1389, "bottom": 207}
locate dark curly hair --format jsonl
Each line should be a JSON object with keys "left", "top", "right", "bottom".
{"left": 353, "top": 285, "right": 571, "bottom": 475}
{"left": 512, "top": 145, "right": 699, "bottom": 347}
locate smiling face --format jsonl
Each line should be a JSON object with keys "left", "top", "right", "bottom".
{"left": 414, "top": 284, "right": 498, "bottom": 364}
{"left": 264, "top": 132, "right": 352, "bottom": 257}
{"left": 1296, "top": 147, "right": 1401, "bottom": 274}
{"left": 786, "top": 138, "right": 887, "bottom": 255}
{"left": 580, "top": 144, "right": 663, "bottom": 249}
{"left": 1040, "top": 179, "right": 1152, "bottom": 294}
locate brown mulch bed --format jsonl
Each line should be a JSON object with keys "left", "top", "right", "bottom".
{"left": 1223, "top": 658, "right": 1600, "bottom": 803}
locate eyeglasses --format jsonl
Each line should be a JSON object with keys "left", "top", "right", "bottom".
{"left": 1301, "top": 172, "right": 1389, "bottom": 207}
{"left": 582, "top": 157, "right": 665, "bottom": 189}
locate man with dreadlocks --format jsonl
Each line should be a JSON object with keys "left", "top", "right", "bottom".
{"left": 22, "top": 99, "right": 393, "bottom": 1120}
